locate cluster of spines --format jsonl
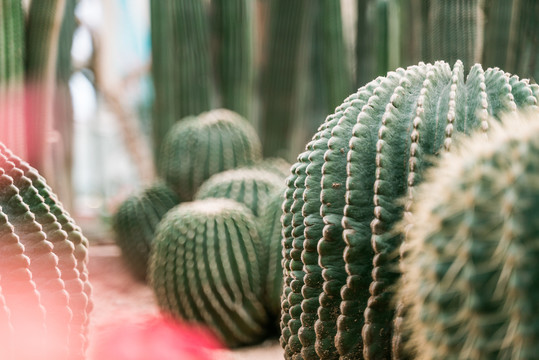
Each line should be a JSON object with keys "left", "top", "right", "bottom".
{"left": 280, "top": 61, "right": 539, "bottom": 359}
{"left": 112, "top": 183, "right": 179, "bottom": 281}
{"left": 0, "top": 143, "right": 91, "bottom": 359}
{"left": 157, "top": 108, "right": 262, "bottom": 201}
{"left": 400, "top": 110, "right": 539, "bottom": 359}
{"left": 150, "top": 198, "right": 268, "bottom": 348}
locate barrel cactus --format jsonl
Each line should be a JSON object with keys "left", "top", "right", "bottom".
{"left": 149, "top": 198, "right": 269, "bottom": 348}
{"left": 157, "top": 108, "right": 262, "bottom": 201}
{"left": 251, "top": 157, "right": 292, "bottom": 180}
{"left": 400, "top": 110, "right": 539, "bottom": 359}
{"left": 280, "top": 60, "right": 539, "bottom": 359}
{"left": 195, "top": 167, "right": 284, "bottom": 217}
{"left": 112, "top": 182, "right": 179, "bottom": 281}
{"left": 0, "top": 143, "right": 91, "bottom": 359}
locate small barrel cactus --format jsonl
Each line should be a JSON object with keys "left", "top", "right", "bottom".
{"left": 149, "top": 198, "right": 269, "bottom": 348}
{"left": 0, "top": 143, "right": 91, "bottom": 359}
{"left": 157, "top": 108, "right": 262, "bottom": 201}
{"left": 400, "top": 110, "right": 539, "bottom": 359}
{"left": 281, "top": 60, "right": 539, "bottom": 359}
{"left": 250, "top": 157, "right": 292, "bottom": 180}
{"left": 112, "top": 182, "right": 180, "bottom": 281}
{"left": 194, "top": 167, "right": 284, "bottom": 217}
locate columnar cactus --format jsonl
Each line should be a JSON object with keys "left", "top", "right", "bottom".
{"left": 280, "top": 60, "right": 539, "bottom": 359}
{"left": 157, "top": 108, "right": 262, "bottom": 201}
{"left": 195, "top": 168, "right": 284, "bottom": 217}
{"left": 400, "top": 110, "right": 539, "bottom": 359}
{"left": 0, "top": 143, "right": 91, "bottom": 359}
{"left": 150, "top": 198, "right": 269, "bottom": 348}
{"left": 112, "top": 183, "right": 179, "bottom": 281}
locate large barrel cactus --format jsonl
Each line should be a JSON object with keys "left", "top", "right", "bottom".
{"left": 112, "top": 183, "right": 179, "bottom": 281}
{"left": 157, "top": 108, "right": 262, "bottom": 201}
{"left": 195, "top": 167, "right": 284, "bottom": 217}
{"left": 149, "top": 198, "right": 269, "bottom": 348}
{"left": 280, "top": 60, "right": 539, "bottom": 360}
{"left": 0, "top": 143, "right": 91, "bottom": 359}
{"left": 400, "top": 110, "right": 539, "bottom": 359}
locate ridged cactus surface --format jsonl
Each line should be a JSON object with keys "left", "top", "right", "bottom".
{"left": 280, "top": 61, "right": 539, "bottom": 359}
{"left": 150, "top": 198, "right": 269, "bottom": 348}
{"left": 157, "top": 108, "right": 262, "bottom": 201}
{"left": 400, "top": 110, "right": 539, "bottom": 360}
{"left": 112, "top": 183, "right": 179, "bottom": 281}
{"left": 195, "top": 167, "right": 284, "bottom": 217}
{"left": 0, "top": 143, "right": 91, "bottom": 359}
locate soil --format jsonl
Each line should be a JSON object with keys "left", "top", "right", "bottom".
{"left": 87, "top": 244, "right": 283, "bottom": 360}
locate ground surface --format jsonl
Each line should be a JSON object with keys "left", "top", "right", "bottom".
{"left": 87, "top": 244, "right": 283, "bottom": 360}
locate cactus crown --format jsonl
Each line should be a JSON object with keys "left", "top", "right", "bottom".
{"left": 157, "top": 108, "right": 262, "bottom": 201}
{"left": 280, "top": 60, "right": 539, "bottom": 359}
{"left": 401, "top": 110, "right": 539, "bottom": 360}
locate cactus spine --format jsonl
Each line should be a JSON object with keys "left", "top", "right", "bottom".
{"left": 112, "top": 183, "right": 179, "bottom": 281}
{"left": 157, "top": 108, "right": 262, "bottom": 201}
{"left": 150, "top": 198, "right": 269, "bottom": 347}
{"left": 280, "top": 61, "right": 539, "bottom": 359}
{"left": 400, "top": 110, "right": 539, "bottom": 359}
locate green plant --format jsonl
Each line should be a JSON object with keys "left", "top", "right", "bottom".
{"left": 157, "top": 108, "right": 262, "bottom": 201}
{"left": 112, "top": 183, "right": 179, "bottom": 281}
{"left": 250, "top": 157, "right": 292, "bottom": 180}
{"left": 281, "top": 60, "right": 539, "bottom": 359}
{"left": 195, "top": 167, "right": 284, "bottom": 217}
{"left": 0, "top": 143, "right": 91, "bottom": 359}
{"left": 149, "top": 198, "right": 269, "bottom": 348}
{"left": 400, "top": 110, "right": 539, "bottom": 359}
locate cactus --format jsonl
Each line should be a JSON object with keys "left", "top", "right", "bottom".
{"left": 157, "top": 108, "right": 262, "bottom": 201}
{"left": 150, "top": 0, "right": 212, "bottom": 162}
{"left": 149, "top": 198, "right": 269, "bottom": 348}
{"left": 195, "top": 167, "right": 284, "bottom": 217}
{"left": 400, "top": 110, "right": 539, "bottom": 359}
{"left": 112, "top": 183, "right": 180, "bottom": 281}
{"left": 250, "top": 157, "right": 292, "bottom": 180}
{"left": 280, "top": 60, "right": 539, "bottom": 359}
{"left": 0, "top": 142, "right": 91, "bottom": 359}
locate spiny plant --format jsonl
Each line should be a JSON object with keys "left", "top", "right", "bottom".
{"left": 250, "top": 157, "right": 292, "bottom": 180}
{"left": 400, "top": 110, "right": 539, "bottom": 360}
{"left": 149, "top": 198, "right": 269, "bottom": 348}
{"left": 194, "top": 167, "right": 284, "bottom": 217}
{"left": 280, "top": 60, "right": 539, "bottom": 360}
{"left": 157, "top": 108, "right": 262, "bottom": 201}
{"left": 112, "top": 183, "right": 179, "bottom": 281}
{"left": 0, "top": 143, "right": 91, "bottom": 360}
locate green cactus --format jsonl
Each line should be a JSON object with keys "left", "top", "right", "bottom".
{"left": 280, "top": 60, "right": 539, "bottom": 359}
{"left": 157, "top": 108, "right": 262, "bottom": 201}
{"left": 400, "top": 110, "right": 539, "bottom": 359}
{"left": 149, "top": 198, "right": 269, "bottom": 347}
{"left": 195, "top": 167, "right": 284, "bottom": 217}
{"left": 250, "top": 157, "right": 292, "bottom": 181}
{"left": 112, "top": 183, "right": 180, "bottom": 281}
{"left": 0, "top": 143, "right": 91, "bottom": 359}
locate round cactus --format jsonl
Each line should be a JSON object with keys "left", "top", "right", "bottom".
{"left": 195, "top": 167, "right": 284, "bottom": 217}
{"left": 157, "top": 108, "right": 262, "bottom": 201}
{"left": 149, "top": 198, "right": 269, "bottom": 348}
{"left": 400, "top": 110, "right": 539, "bottom": 359}
{"left": 280, "top": 60, "right": 539, "bottom": 359}
{"left": 250, "top": 157, "right": 292, "bottom": 180}
{"left": 0, "top": 143, "right": 91, "bottom": 359}
{"left": 112, "top": 183, "right": 180, "bottom": 281}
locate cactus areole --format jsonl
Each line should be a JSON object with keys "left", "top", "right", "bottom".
{"left": 280, "top": 60, "right": 539, "bottom": 359}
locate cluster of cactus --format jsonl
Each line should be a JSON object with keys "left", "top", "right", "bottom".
{"left": 280, "top": 60, "right": 539, "bottom": 359}
{"left": 0, "top": 143, "right": 92, "bottom": 359}
{"left": 400, "top": 110, "right": 539, "bottom": 359}
{"left": 157, "top": 108, "right": 262, "bottom": 201}
{"left": 112, "top": 183, "right": 180, "bottom": 281}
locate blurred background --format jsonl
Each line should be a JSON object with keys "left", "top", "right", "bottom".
{"left": 0, "top": 0, "right": 537, "bottom": 241}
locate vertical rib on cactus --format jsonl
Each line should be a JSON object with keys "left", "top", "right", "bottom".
{"left": 150, "top": 0, "right": 212, "bottom": 162}
{"left": 0, "top": 0, "right": 26, "bottom": 157}
{"left": 281, "top": 60, "right": 539, "bottom": 360}
{"left": 212, "top": 0, "right": 254, "bottom": 120}
{"left": 150, "top": 198, "right": 269, "bottom": 348}
{"left": 400, "top": 110, "right": 539, "bottom": 359}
